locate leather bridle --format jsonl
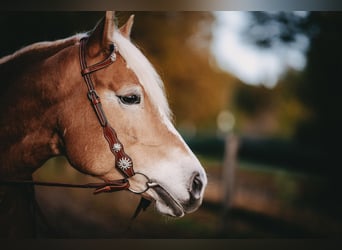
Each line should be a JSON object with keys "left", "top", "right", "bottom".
{"left": 79, "top": 36, "right": 141, "bottom": 194}
{"left": 76, "top": 36, "right": 155, "bottom": 196}
{"left": 0, "top": 36, "right": 155, "bottom": 226}
{"left": 1, "top": 36, "right": 154, "bottom": 198}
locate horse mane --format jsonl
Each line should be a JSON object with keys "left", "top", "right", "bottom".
{"left": 0, "top": 34, "right": 83, "bottom": 65}
{"left": 0, "top": 34, "right": 83, "bottom": 83}
{"left": 113, "top": 31, "right": 172, "bottom": 120}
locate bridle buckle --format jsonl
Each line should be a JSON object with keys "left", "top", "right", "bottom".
{"left": 87, "top": 89, "right": 100, "bottom": 103}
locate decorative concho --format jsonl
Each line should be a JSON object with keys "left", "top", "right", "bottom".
{"left": 117, "top": 157, "right": 132, "bottom": 171}
{"left": 110, "top": 53, "right": 116, "bottom": 62}
{"left": 112, "top": 143, "right": 122, "bottom": 152}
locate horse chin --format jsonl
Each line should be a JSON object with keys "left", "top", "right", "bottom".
{"left": 146, "top": 185, "right": 185, "bottom": 217}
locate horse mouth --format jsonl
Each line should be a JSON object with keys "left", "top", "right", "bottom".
{"left": 146, "top": 184, "right": 184, "bottom": 217}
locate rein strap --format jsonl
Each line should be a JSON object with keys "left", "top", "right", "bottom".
{"left": 0, "top": 179, "right": 129, "bottom": 194}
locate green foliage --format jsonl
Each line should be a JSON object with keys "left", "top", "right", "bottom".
{"left": 232, "top": 72, "right": 309, "bottom": 138}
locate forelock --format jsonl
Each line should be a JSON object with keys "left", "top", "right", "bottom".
{"left": 113, "top": 31, "right": 172, "bottom": 120}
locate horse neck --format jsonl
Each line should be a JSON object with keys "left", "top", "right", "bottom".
{"left": 0, "top": 41, "right": 80, "bottom": 178}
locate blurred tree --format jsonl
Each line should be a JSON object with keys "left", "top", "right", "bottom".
{"left": 243, "top": 12, "right": 314, "bottom": 50}
{"left": 234, "top": 12, "right": 342, "bottom": 175}
{"left": 232, "top": 71, "right": 308, "bottom": 138}
{"left": 294, "top": 13, "right": 342, "bottom": 163}
{"left": 118, "top": 12, "right": 236, "bottom": 132}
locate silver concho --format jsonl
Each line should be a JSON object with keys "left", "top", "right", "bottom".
{"left": 112, "top": 143, "right": 122, "bottom": 152}
{"left": 117, "top": 157, "right": 132, "bottom": 171}
{"left": 110, "top": 53, "right": 116, "bottom": 62}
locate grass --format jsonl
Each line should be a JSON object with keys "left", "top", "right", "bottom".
{"left": 31, "top": 155, "right": 342, "bottom": 238}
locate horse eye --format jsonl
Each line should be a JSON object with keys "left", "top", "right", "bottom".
{"left": 118, "top": 95, "right": 141, "bottom": 105}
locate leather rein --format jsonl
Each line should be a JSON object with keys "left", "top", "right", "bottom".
{"left": 0, "top": 37, "right": 153, "bottom": 217}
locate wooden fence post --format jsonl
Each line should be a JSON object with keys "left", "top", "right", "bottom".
{"left": 220, "top": 134, "right": 239, "bottom": 234}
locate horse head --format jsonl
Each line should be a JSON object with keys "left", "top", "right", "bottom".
{"left": 57, "top": 12, "right": 207, "bottom": 217}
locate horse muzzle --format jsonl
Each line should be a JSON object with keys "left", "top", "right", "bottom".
{"left": 145, "top": 171, "right": 207, "bottom": 217}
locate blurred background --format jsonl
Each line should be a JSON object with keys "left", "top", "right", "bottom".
{"left": 1, "top": 11, "right": 342, "bottom": 238}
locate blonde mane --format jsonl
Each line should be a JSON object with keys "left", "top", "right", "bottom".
{"left": 0, "top": 35, "right": 82, "bottom": 66}
{"left": 113, "top": 31, "right": 172, "bottom": 120}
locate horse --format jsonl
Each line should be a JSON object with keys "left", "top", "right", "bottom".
{"left": 0, "top": 11, "right": 207, "bottom": 237}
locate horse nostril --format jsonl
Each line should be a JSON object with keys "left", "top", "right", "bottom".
{"left": 190, "top": 173, "right": 203, "bottom": 200}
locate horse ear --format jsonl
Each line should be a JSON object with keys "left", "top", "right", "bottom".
{"left": 87, "top": 11, "right": 116, "bottom": 57}
{"left": 102, "top": 11, "right": 116, "bottom": 47}
{"left": 120, "top": 14, "right": 134, "bottom": 39}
